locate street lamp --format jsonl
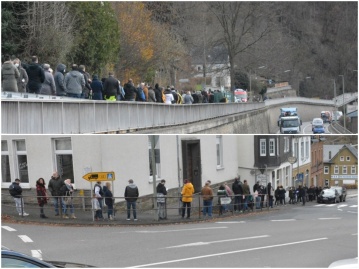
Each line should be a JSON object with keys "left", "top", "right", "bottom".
{"left": 338, "top": 75, "right": 346, "bottom": 129}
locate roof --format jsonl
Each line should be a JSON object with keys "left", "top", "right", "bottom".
{"left": 323, "top": 144, "right": 358, "bottom": 163}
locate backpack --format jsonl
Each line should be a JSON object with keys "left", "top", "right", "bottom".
{"left": 9, "top": 183, "right": 16, "bottom": 196}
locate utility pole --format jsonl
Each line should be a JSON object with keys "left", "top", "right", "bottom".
{"left": 150, "top": 135, "right": 158, "bottom": 220}
{"left": 339, "top": 75, "right": 346, "bottom": 129}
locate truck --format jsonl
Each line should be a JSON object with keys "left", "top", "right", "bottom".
{"left": 320, "top": 111, "right": 332, "bottom": 123}
{"left": 278, "top": 107, "right": 302, "bottom": 134}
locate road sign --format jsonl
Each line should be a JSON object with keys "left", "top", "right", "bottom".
{"left": 256, "top": 174, "right": 267, "bottom": 185}
{"left": 82, "top": 172, "right": 115, "bottom": 182}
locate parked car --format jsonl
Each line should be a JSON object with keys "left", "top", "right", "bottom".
{"left": 317, "top": 189, "right": 340, "bottom": 204}
{"left": 2, "top": 246, "right": 95, "bottom": 268}
{"left": 330, "top": 186, "right": 347, "bottom": 202}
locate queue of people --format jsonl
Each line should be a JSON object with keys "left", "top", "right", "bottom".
{"left": 1, "top": 54, "right": 230, "bottom": 104}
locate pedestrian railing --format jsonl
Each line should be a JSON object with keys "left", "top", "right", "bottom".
{"left": 2, "top": 193, "right": 281, "bottom": 221}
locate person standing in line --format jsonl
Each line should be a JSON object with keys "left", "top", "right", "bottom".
{"left": 267, "top": 182, "right": 274, "bottom": 208}
{"left": 103, "top": 182, "right": 114, "bottom": 220}
{"left": 54, "top": 63, "right": 67, "bottom": 96}
{"left": 217, "top": 184, "right": 227, "bottom": 215}
{"left": 103, "top": 72, "right": 119, "bottom": 101}
{"left": 9, "top": 178, "right": 29, "bottom": 216}
{"left": 48, "top": 171, "right": 65, "bottom": 216}
{"left": 156, "top": 179, "right": 167, "bottom": 220}
{"left": 232, "top": 177, "right": 243, "bottom": 212}
{"left": 94, "top": 181, "right": 104, "bottom": 220}
{"left": 64, "top": 64, "right": 85, "bottom": 98}
{"left": 299, "top": 185, "right": 306, "bottom": 206}
{"left": 90, "top": 75, "right": 104, "bottom": 100}
{"left": 60, "top": 179, "right": 76, "bottom": 219}
{"left": 13, "top": 58, "right": 28, "bottom": 92}
{"left": 23, "top": 55, "right": 45, "bottom": 93}
{"left": 181, "top": 179, "right": 194, "bottom": 219}
{"left": 201, "top": 181, "right": 213, "bottom": 218}
{"left": 36, "top": 178, "right": 48, "bottom": 219}
{"left": 40, "top": 64, "right": 56, "bottom": 95}
{"left": 242, "top": 179, "right": 251, "bottom": 211}
{"left": 183, "top": 91, "right": 194, "bottom": 104}
{"left": 125, "top": 179, "right": 139, "bottom": 221}
{"left": 1, "top": 54, "right": 20, "bottom": 92}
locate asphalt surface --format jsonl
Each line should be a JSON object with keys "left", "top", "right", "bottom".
{"left": 2, "top": 189, "right": 357, "bottom": 227}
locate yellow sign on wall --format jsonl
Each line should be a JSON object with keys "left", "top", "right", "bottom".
{"left": 82, "top": 172, "right": 115, "bottom": 182}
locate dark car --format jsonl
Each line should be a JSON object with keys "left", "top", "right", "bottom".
{"left": 317, "top": 189, "right": 340, "bottom": 204}
{"left": 2, "top": 247, "right": 96, "bottom": 268}
{"left": 330, "top": 186, "right": 347, "bottom": 202}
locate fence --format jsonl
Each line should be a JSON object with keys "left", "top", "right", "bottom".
{"left": 2, "top": 192, "right": 276, "bottom": 221}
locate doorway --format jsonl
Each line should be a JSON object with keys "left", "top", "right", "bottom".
{"left": 181, "top": 139, "right": 202, "bottom": 193}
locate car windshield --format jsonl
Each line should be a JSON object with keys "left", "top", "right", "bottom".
{"left": 282, "top": 120, "right": 299, "bottom": 127}
{"left": 322, "top": 189, "right": 335, "bottom": 195}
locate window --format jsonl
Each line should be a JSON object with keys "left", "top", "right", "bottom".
{"left": 340, "top": 156, "right": 344, "bottom": 161}
{"left": 342, "top": 166, "right": 347, "bottom": 174}
{"left": 216, "top": 136, "right": 223, "bottom": 168}
{"left": 284, "top": 137, "right": 289, "bottom": 153}
{"left": 269, "top": 139, "right": 275, "bottom": 156}
{"left": 305, "top": 140, "right": 309, "bottom": 159}
{"left": 148, "top": 136, "right": 161, "bottom": 180}
{"left": 294, "top": 140, "right": 298, "bottom": 158}
{"left": 1, "top": 140, "right": 11, "bottom": 183}
{"left": 301, "top": 141, "right": 304, "bottom": 160}
{"left": 324, "top": 166, "right": 329, "bottom": 174}
{"left": 54, "top": 138, "right": 74, "bottom": 183}
{"left": 260, "top": 139, "right": 266, "bottom": 156}
{"left": 346, "top": 156, "right": 350, "bottom": 161}
{"left": 334, "top": 166, "right": 339, "bottom": 174}
{"left": 15, "top": 140, "right": 29, "bottom": 183}
{"left": 285, "top": 166, "right": 289, "bottom": 186}
{"left": 351, "top": 166, "right": 356, "bottom": 174}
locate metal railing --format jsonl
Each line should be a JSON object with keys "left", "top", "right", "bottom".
{"left": 2, "top": 193, "right": 276, "bottom": 221}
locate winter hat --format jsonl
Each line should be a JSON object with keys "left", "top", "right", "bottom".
{"left": 128, "top": 179, "right": 134, "bottom": 184}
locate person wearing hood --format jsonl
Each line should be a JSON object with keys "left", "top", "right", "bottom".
{"left": 1, "top": 55, "right": 20, "bottom": 92}
{"left": 154, "top": 83, "right": 163, "bottom": 103}
{"left": 40, "top": 64, "right": 56, "bottom": 95}
{"left": 156, "top": 179, "right": 167, "bottom": 220}
{"left": 13, "top": 58, "right": 28, "bottom": 92}
{"left": 64, "top": 64, "right": 85, "bottom": 98}
{"left": 54, "top": 63, "right": 67, "bottom": 96}
{"left": 124, "top": 179, "right": 139, "bottom": 221}
{"left": 123, "top": 79, "right": 136, "bottom": 101}
{"left": 90, "top": 74, "right": 104, "bottom": 100}
{"left": 23, "top": 55, "right": 45, "bottom": 93}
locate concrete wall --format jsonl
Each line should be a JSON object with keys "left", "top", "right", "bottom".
{"left": 136, "top": 100, "right": 335, "bottom": 134}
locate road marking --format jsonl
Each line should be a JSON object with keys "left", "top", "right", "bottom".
{"left": 348, "top": 211, "right": 358, "bottom": 214}
{"left": 136, "top": 226, "right": 227, "bottom": 233}
{"left": 129, "top": 238, "right": 328, "bottom": 268}
{"left": 337, "top": 205, "right": 348, "bottom": 208}
{"left": 318, "top": 218, "right": 341, "bottom": 220}
{"left": 18, "top": 235, "right": 33, "bottom": 243}
{"left": 165, "top": 235, "right": 270, "bottom": 249}
{"left": 314, "top": 204, "right": 325, "bottom": 207}
{"left": 270, "top": 219, "right": 296, "bottom": 222}
{"left": 31, "top": 250, "right": 43, "bottom": 260}
{"left": 2, "top": 226, "right": 16, "bottom": 232}
{"left": 350, "top": 205, "right": 358, "bottom": 208}
{"left": 326, "top": 204, "right": 337, "bottom": 207}
{"left": 215, "top": 221, "right": 245, "bottom": 224}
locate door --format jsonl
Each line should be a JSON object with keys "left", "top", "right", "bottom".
{"left": 181, "top": 140, "right": 202, "bottom": 193}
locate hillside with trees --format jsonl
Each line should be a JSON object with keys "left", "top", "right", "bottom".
{"left": 1, "top": 1, "right": 357, "bottom": 97}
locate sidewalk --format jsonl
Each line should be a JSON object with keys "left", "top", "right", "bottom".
{"left": 2, "top": 189, "right": 357, "bottom": 226}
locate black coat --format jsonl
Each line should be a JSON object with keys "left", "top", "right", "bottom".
{"left": 124, "top": 83, "right": 136, "bottom": 100}
{"left": 232, "top": 181, "right": 243, "bottom": 195}
{"left": 23, "top": 63, "right": 45, "bottom": 93}
{"left": 10, "top": 182, "right": 22, "bottom": 198}
{"left": 103, "top": 76, "right": 119, "bottom": 97}
{"left": 156, "top": 183, "right": 167, "bottom": 195}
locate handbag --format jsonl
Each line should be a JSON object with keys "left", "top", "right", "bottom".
{"left": 63, "top": 196, "right": 71, "bottom": 205}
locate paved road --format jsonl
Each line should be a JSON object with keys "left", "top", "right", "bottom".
{"left": 2, "top": 195, "right": 357, "bottom": 268}
{"left": 276, "top": 121, "right": 331, "bottom": 134}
